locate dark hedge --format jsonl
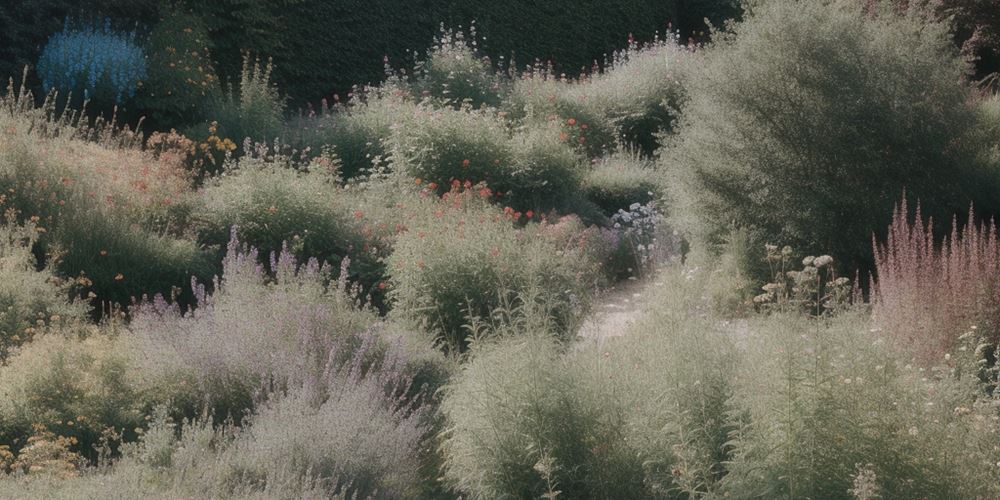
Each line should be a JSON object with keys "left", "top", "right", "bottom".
{"left": 1, "top": 0, "right": 744, "bottom": 107}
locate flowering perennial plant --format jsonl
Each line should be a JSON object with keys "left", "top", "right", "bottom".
{"left": 37, "top": 18, "right": 147, "bottom": 105}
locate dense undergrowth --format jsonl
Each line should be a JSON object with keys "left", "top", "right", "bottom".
{"left": 1, "top": 0, "right": 1000, "bottom": 498}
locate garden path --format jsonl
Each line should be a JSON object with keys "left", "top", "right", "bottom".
{"left": 578, "top": 277, "right": 654, "bottom": 341}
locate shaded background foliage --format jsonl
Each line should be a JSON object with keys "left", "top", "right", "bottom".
{"left": 1, "top": 0, "right": 740, "bottom": 107}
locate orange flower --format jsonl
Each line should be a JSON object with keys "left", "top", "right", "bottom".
{"left": 414, "top": 177, "right": 423, "bottom": 185}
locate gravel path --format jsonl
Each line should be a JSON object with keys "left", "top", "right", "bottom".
{"left": 578, "top": 277, "right": 656, "bottom": 341}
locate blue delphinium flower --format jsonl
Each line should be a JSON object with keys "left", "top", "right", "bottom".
{"left": 37, "top": 18, "right": 147, "bottom": 105}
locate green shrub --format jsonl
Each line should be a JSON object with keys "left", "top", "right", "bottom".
{"left": 286, "top": 93, "right": 414, "bottom": 180}
{"left": 136, "top": 8, "right": 221, "bottom": 131}
{"left": 440, "top": 334, "right": 647, "bottom": 499}
{"left": 413, "top": 27, "right": 504, "bottom": 109}
{"left": 0, "top": 91, "right": 209, "bottom": 310}
{"left": 0, "top": 332, "right": 144, "bottom": 462}
{"left": 573, "top": 41, "right": 692, "bottom": 155}
{"left": 504, "top": 75, "right": 618, "bottom": 158}
{"left": 387, "top": 191, "right": 593, "bottom": 351}
{"left": 664, "top": 0, "right": 989, "bottom": 279}
{"left": 52, "top": 207, "right": 215, "bottom": 309}
{"left": 195, "top": 156, "right": 384, "bottom": 296}
{"left": 0, "top": 220, "right": 85, "bottom": 359}
{"left": 505, "top": 123, "right": 585, "bottom": 212}
{"left": 389, "top": 105, "right": 588, "bottom": 213}
{"left": 389, "top": 105, "right": 513, "bottom": 192}
{"left": 582, "top": 152, "right": 661, "bottom": 215}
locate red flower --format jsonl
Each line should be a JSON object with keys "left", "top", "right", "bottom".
{"left": 479, "top": 187, "right": 492, "bottom": 198}
{"left": 428, "top": 182, "right": 438, "bottom": 190}
{"left": 490, "top": 247, "right": 500, "bottom": 257}
{"left": 354, "top": 210, "right": 364, "bottom": 219}
{"left": 462, "top": 159, "right": 471, "bottom": 168}
{"left": 526, "top": 210, "right": 534, "bottom": 219}
{"left": 580, "top": 124, "right": 588, "bottom": 130}
{"left": 451, "top": 179, "right": 461, "bottom": 189}
{"left": 503, "top": 206, "right": 514, "bottom": 215}
{"left": 559, "top": 132, "right": 569, "bottom": 142}
{"left": 378, "top": 282, "right": 387, "bottom": 290}
{"left": 514, "top": 211, "right": 522, "bottom": 219}
{"left": 463, "top": 180, "right": 472, "bottom": 189}
{"left": 567, "top": 118, "right": 577, "bottom": 126}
